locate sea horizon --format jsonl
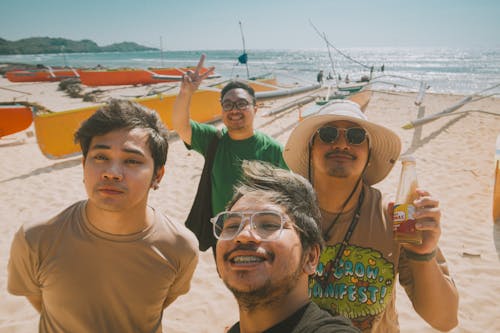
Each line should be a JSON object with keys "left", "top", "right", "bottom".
{"left": 1, "top": 46, "right": 500, "bottom": 96}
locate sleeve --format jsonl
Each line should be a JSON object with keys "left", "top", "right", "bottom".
{"left": 187, "top": 120, "right": 219, "bottom": 156}
{"left": 262, "top": 134, "right": 289, "bottom": 170}
{"left": 7, "top": 227, "right": 41, "bottom": 296}
{"left": 162, "top": 248, "right": 199, "bottom": 308}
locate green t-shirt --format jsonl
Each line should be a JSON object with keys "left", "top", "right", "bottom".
{"left": 188, "top": 120, "right": 288, "bottom": 214}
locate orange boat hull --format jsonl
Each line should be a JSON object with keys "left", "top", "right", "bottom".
{"left": 6, "top": 69, "right": 78, "bottom": 82}
{"left": 0, "top": 105, "right": 33, "bottom": 137}
{"left": 78, "top": 67, "right": 210, "bottom": 86}
{"left": 34, "top": 89, "right": 221, "bottom": 159}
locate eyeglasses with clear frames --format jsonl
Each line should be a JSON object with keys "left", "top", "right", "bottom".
{"left": 211, "top": 210, "right": 287, "bottom": 241}
{"left": 221, "top": 99, "right": 252, "bottom": 112}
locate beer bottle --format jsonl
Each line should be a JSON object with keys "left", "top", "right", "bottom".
{"left": 393, "top": 155, "right": 423, "bottom": 244}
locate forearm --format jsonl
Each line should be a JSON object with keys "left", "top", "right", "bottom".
{"left": 409, "top": 258, "right": 459, "bottom": 331}
{"left": 172, "top": 89, "right": 193, "bottom": 144}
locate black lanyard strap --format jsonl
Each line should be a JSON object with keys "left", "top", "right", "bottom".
{"left": 331, "top": 188, "right": 365, "bottom": 270}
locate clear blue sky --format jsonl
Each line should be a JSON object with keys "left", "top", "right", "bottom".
{"left": 1, "top": 0, "right": 499, "bottom": 50}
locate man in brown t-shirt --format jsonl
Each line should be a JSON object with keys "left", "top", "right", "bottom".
{"left": 7, "top": 100, "right": 198, "bottom": 332}
{"left": 284, "top": 100, "right": 459, "bottom": 332}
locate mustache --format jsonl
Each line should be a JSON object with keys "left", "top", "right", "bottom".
{"left": 324, "top": 150, "right": 356, "bottom": 160}
{"left": 96, "top": 181, "right": 127, "bottom": 191}
{"left": 223, "top": 243, "right": 274, "bottom": 262}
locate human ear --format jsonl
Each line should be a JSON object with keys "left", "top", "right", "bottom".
{"left": 151, "top": 166, "right": 165, "bottom": 190}
{"left": 303, "top": 244, "right": 321, "bottom": 275}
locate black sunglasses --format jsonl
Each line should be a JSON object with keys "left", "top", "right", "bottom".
{"left": 316, "top": 126, "right": 367, "bottom": 145}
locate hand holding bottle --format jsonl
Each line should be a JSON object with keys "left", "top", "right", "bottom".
{"left": 392, "top": 155, "right": 441, "bottom": 256}
{"left": 402, "top": 188, "right": 442, "bottom": 256}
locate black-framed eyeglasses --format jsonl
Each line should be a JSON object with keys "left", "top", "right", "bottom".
{"left": 316, "top": 126, "right": 367, "bottom": 145}
{"left": 221, "top": 99, "right": 252, "bottom": 112}
{"left": 211, "top": 210, "right": 287, "bottom": 241}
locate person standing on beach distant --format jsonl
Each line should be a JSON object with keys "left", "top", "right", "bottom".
{"left": 172, "top": 54, "right": 288, "bottom": 253}
{"left": 317, "top": 70, "right": 324, "bottom": 84}
{"left": 215, "top": 161, "right": 360, "bottom": 333}
{"left": 7, "top": 100, "right": 198, "bottom": 333}
{"left": 284, "top": 100, "right": 459, "bottom": 332}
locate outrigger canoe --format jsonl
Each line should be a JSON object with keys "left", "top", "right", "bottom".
{"left": 337, "top": 81, "right": 369, "bottom": 93}
{"left": 299, "top": 90, "right": 373, "bottom": 120}
{"left": 0, "top": 104, "right": 33, "bottom": 137}
{"left": 31, "top": 71, "right": 322, "bottom": 159}
{"left": 6, "top": 67, "right": 79, "bottom": 82}
{"left": 79, "top": 66, "right": 213, "bottom": 86}
{"left": 210, "top": 73, "right": 279, "bottom": 93}
{"left": 34, "top": 88, "right": 222, "bottom": 159}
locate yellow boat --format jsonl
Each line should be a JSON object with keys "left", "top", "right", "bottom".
{"left": 34, "top": 89, "right": 221, "bottom": 159}
{"left": 33, "top": 77, "right": 321, "bottom": 159}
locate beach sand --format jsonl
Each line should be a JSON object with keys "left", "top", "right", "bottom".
{"left": 1, "top": 76, "right": 499, "bottom": 332}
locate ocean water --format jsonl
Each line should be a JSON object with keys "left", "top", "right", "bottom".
{"left": 1, "top": 47, "right": 500, "bottom": 95}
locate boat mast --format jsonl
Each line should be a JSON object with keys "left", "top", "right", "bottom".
{"left": 60, "top": 46, "right": 68, "bottom": 67}
{"left": 239, "top": 21, "right": 250, "bottom": 79}
{"left": 160, "top": 36, "right": 165, "bottom": 67}
{"left": 323, "top": 32, "right": 338, "bottom": 86}
{"left": 310, "top": 20, "right": 376, "bottom": 79}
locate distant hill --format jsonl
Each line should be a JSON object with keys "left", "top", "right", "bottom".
{"left": 0, "top": 37, "right": 159, "bottom": 55}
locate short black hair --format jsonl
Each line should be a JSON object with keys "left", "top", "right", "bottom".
{"left": 74, "top": 99, "right": 169, "bottom": 175}
{"left": 220, "top": 80, "right": 256, "bottom": 104}
{"left": 227, "top": 160, "right": 324, "bottom": 252}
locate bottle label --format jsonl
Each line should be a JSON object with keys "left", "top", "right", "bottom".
{"left": 393, "top": 203, "right": 417, "bottom": 233}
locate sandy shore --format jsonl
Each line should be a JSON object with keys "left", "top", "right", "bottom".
{"left": 1, "top": 76, "right": 499, "bottom": 332}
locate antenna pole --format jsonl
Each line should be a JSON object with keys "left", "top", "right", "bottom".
{"left": 239, "top": 21, "right": 250, "bottom": 79}
{"left": 160, "top": 36, "right": 165, "bottom": 67}
{"left": 323, "top": 32, "right": 338, "bottom": 85}
{"left": 61, "top": 46, "right": 68, "bottom": 67}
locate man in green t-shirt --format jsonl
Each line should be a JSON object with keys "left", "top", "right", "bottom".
{"left": 173, "top": 54, "right": 288, "bottom": 252}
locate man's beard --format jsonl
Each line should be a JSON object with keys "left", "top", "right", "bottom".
{"left": 324, "top": 150, "right": 357, "bottom": 178}
{"left": 326, "top": 164, "right": 350, "bottom": 178}
{"left": 225, "top": 257, "right": 305, "bottom": 312}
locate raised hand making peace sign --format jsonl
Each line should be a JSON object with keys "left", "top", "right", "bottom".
{"left": 180, "top": 54, "right": 215, "bottom": 95}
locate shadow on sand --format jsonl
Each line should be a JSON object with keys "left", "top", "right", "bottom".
{"left": 0, "top": 157, "right": 81, "bottom": 183}
{"left": 402, "top": 110, "right": 468, "bottom": 156}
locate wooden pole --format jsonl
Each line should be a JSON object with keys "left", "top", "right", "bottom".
{"left": 494, "top": 134, "right": 500, "bottom": 222}
{"left": 239, "top": 21, "right": 250, "bottom": 79}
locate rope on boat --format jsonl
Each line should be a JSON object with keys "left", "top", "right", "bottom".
{"left": 309, "top": 20, "right": 377, "bottom": 70}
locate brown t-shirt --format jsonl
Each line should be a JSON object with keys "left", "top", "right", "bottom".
{"left": 8, "top": 201, "right": 199, "bottom": 333}
{"left": 309, "top": 185, "right": 452, "bottom": 333}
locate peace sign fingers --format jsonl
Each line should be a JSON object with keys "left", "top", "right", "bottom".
{"left": 181, "top": 54, "right": 215, "bottom": 92}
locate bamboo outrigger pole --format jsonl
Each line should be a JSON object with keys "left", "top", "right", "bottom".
{"left": 403, "top": 83, "right": 500, "bottom": 129}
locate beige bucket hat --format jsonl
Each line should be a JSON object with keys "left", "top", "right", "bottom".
{"left": 284, "top": 100, "right": 401, "bottom": 185}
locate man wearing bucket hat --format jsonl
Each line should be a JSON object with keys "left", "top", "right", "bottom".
{"left": 284, "top": 100, "right": 458, "bottom": 332}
